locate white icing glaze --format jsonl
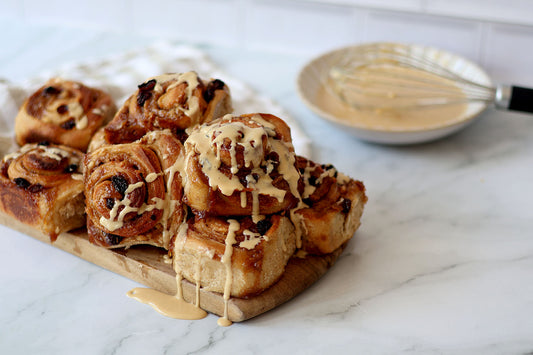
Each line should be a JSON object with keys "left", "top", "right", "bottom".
{"left": 67, "top": 102, "right": 84, "bottom": 119}
{"left": 239, "top": 229, "right": 267, "bottom": 250}
{"left": 184, "top": 114, "right": 301, "bottom": 224}
{"left": 99, "top": 181, "right": 145, "bottom": 231}
{"left": 75, "top": 115, "right": 88, "bottom": 130}
{"left": 240, "top": 191, "right": 247, "bottom": 208}
{"left": 39, "top": 146, "right": 71, "bottom": 161}
{"left": 160, "top": 150, "right": 186, "bottom": 247}
{"left": 173, "top": 222, "right": 189, "bottom": 301}
{"left": 126, "top": 287, "right": 206, "bottom": 320}
{"left": 145, "top": 172, "right": 162, "bottom": 183}
{"left": 194, "top": 262, "right": 201, "bottom": 307}
{"left": 2, "top": 143, "right": 37, "bottom": 162}
{"left": 218, "top": 219, "right": 240, "bottom": 327}
{"left": 150, "top": 72, "right": 202, "bottom": 125}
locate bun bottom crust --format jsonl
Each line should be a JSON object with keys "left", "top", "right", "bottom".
{"left": 87, "top": 218, "right": 168, "bottom": 249}
{"left": 298, "top": 179, "right": 367, "bottom": 255}
{"left": 0, "top": 176, "right": 85, "bottom": 241}
{"left": 173, "top": 215, "right": 296, "bottom": 298}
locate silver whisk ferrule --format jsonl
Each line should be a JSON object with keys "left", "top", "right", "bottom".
{"left": 494, "top": 84, "right": 511, "bottom": 110}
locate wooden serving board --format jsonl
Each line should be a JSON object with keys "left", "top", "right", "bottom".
{"left": 0, "top": 211, "right": 344, "bottom": 322}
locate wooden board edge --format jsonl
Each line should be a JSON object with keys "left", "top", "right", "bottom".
{"left": 0, "top": 212, "right": 345, "bottom": 322}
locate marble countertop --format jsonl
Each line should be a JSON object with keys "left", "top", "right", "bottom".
{"left": 1, "top": 20, "right": 532, "bottom": 355}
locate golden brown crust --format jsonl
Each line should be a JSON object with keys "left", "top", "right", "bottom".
{"left": 15, "top": 79, "right": 116, "bottom": 152}
{"left": 183, "top": 113, "right": 300, "bottom": 217}
{"left": 84, "top": 130, "right": 186, "bottom": 249}
{"left": 203, "top": 86, "right": 233, "bottom": 125}
{"left": 0, "top": 143, "right": 85, "bottom": 241}
{"left": 104, "top": 73, "right": 232, "bottom": 144}
{"left": 87, "top": 127, "right": 109, "bottom": 153}
{"left": 173, "top": 214, "right": 296, "bottom": 298}
{"left": 294, "top": 156, "right": 367, "bottom": 254}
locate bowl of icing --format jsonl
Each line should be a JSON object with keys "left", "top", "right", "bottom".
{"left": 296, "top": 43, "right": 492, "bottom": 144}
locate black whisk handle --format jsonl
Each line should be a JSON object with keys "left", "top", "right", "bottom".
{"left": 508, "top": 86, "right": 533, "bottom": 114}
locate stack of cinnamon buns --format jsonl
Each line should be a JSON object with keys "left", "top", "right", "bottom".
{"left": 0, "top": 72, "right": 366, "bottom": 300}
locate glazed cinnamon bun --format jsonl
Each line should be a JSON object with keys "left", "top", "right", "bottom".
{"left": 15, "top": 78, "right": 116, "bottom": 152}
{"left": 172, "top": 214, "right": 296, "bottom": 298}
{"left": 294, "top": 156, "right": 367, "bottom": 255}
{"left": 0, "top": 143, "right": 85, "bottom": 241}
{"left": 84, "top": 130, "right": 186, "bottom": 249}
{"left": 182, "top": 113, "right": 300, "bottom": 221}
{"left": 103, "top": 72, "right": 232, "bottom": 144}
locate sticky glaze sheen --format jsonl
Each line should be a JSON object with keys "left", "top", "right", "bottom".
{"left": 317, "top": 65, "right": 468, "bottom": 131}
{"left": 126, "top": 288, "right": 207, "bottom": 320}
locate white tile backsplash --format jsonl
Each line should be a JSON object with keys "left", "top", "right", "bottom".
{"left": 130, "top": 0, "right": 240, "bottom": 46}
{"left": 426, "top": 0, "right": 533, "bottom": 26}
{"left": 22, "top": 0, "right": 130, "bottom": 31}
{"left": 0, "top": 0, "right": 23, "bottom": 18}
{"left": 243, "top": 0, "right": 358, "bottom": 55}
{"left": 364, "top": 11, "right": 483, "bottom": 63}
{"left": 301, "top": 0, "right": 423, "bottom": 12}
{"left": 484, "top": 24, "right": 533, "bottom": 84}
{"left": 2, "top": 0, "right": 533, "bottom": 81}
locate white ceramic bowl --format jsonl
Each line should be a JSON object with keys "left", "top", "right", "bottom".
{"left": 296, "top": 43, "right": 493, "bottom": 145}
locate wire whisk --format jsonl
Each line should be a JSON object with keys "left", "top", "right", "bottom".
{"left": 325, "top": 42, "right": 533, "bottom": 113}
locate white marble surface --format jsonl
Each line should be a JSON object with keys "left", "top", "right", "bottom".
{"left": 1, "top": 20, "right": 532, "bottom": 355}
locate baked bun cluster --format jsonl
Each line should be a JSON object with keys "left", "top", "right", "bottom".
{"left": 1, "top": 71, "right": 366, "bottom": 308}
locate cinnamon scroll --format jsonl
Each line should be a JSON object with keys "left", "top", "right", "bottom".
{"left": 0, "top": 143, "right": 85, "bottom": 241}
{"left": 182, "top": 113, "right": 300, "bottom": 220}
{"left": 84, "top": 130, "right": 186, "bottom": 249}
{"left": 295, "top": 156, "right": 367, "bottom": 255}
{"left": 173, "top": 113, "right": 302, "bottom": 298}
{"left": 15, "top": 78, "right": 116, "bottom": 152}
{"left": 102, "top": 72, "right": 232, "bottom": 145}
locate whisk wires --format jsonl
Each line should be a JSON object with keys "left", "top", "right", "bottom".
{"left": 326, "top": 43, "right": 496, "bottom": 110}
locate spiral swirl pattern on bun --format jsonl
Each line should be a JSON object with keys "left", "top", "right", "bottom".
{"left": 4, "top": 143, "right": 83, "bottom": 189}
{"left": 15, "top": 78, "right": 116, "bottom": 152}
{"left": 84, "top": 130, "right": 186, "bottom": 248}
{"left": 0, "top": 143, "right": 85, "bottom": 240}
